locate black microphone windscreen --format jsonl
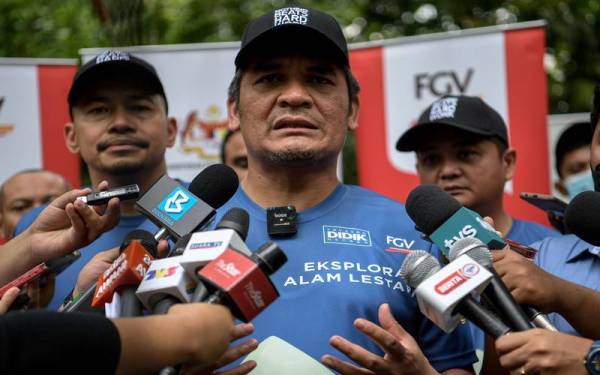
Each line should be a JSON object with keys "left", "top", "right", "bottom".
{"left": 120, "top": 229, "right": 158, "bottom": 256}
{"left": 405, "top": 184, "right": 461, "bottom": 235}
{"left": 188, "top": 164, "right": 239, "bottom": 209}
{"left": 565, "top": 191, "right": 600, "bottom": 246}
{"left": 216, "top": 207, "right": 250, "bottom": 240}
{"left": 255, "top": 241, "right": 287, "bottom": 275}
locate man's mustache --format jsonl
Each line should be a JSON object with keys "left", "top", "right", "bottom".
{"left": 97, "top": 137, "right": 150, "bottom": 152}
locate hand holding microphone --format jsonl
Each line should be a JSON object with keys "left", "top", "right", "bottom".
{"left": 491, "top": 246, "right": 561, "bottom": 315}
{"left": 0, "top": 181, "right": 120, "bottom": 286}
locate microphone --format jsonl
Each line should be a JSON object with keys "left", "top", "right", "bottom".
{"left": 449, "top": 237, "right": 556, "bottom": 331}
{"left": 136, "top": 208, "right": 251, "bottom": 314}
{"left": 135, "top": 254, "right": 198, "bottom": 315}
{"left": 198, "top": 241, "right": 287, "bottom": 322}
{"left": 400, "top": 250, "right": 511, "bottom": 338}
{"left": 405, "top": 185, "right": 534, "bottom": 331}
{"left": 405, "top": 184, "right": 506, "bottom": 256}
{"left": 135, "top": 164, "right": 239, "bottom": 242}
{"left": 565, "top": 191, "right": 600, "bottom": 246}
{"left": 91, "top": 230, "right": 157, "bottom": 317}
{"left": 180, "top": 207, "right": 252, "bottom": 281}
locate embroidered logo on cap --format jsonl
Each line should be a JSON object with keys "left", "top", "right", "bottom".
{"left": 429, "top": 97, "right": 458, "bottom": 121}
{"left": 274, "top": 7, "right": 309, "bottom": 26}
{"left": 96, "top": 50, "right": 130, "bottom": 64}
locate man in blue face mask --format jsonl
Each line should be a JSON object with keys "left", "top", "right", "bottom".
{"left": 554, "top": 121, "right": 592, "bottom": 200}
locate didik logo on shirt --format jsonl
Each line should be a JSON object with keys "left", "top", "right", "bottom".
{"left": 323, "top": 225, "right": 372, "bottom": 247}
{"left": 156, "top": 187, "right": 198, "bottom": 222}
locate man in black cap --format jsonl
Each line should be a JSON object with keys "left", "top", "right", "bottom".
{"left": 14, "top": 50, "right": 177, "bottom": 310}
{"left": 217, "top": 6, "right": 476, "bottom": 375}
{"left": 396, "top": 95, "right": 558, "bottom": 363}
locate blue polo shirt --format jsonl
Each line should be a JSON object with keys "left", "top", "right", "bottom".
{"left": 206, "top": 184, "right": 476, "bottom": 372}
{"left": 531, "top": 234, "right": 600, "bottom": 335}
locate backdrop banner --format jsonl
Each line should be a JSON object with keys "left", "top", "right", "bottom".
{"left": 5, "top": 22, "right": 548, "bottom": 225}
{"left": 0, "top": 58, "right": 79, "bottom": 187}
{"left": 350, "top": 22, "right": 549, "bottom": 224}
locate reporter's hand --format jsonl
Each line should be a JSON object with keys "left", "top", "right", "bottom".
{"left": 184, "top": 322, "right": 258, "bottom": 375}
{"left": 73, "top": 247, "right": 120, "bottom": 298}
{"left": 0, "top": 287, "right": 20, "bottom": 314}
{"left": 321, "top": 303, "right": 437, "bottom": 375}
{"left": 495, "top": 329, "right": 592, "bottom": 374}
{"left": 492, "top": 248, "right": 560, "bottom": 312}
{"left": 168, "top": 303, "right": 235, "bottom": 368}
{"left": 27, "top": 181, "right": 120, "bottom": 263}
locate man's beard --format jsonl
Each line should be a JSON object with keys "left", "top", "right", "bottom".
{"left": 100, "top": 159, "right": 146, "bottom": 175}
{"left": 266, "top": 148, "right": 336, "bottom": 167}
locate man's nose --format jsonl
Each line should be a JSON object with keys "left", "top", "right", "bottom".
{"left": 277, "top": 80, "right": 313, "bottom": 109}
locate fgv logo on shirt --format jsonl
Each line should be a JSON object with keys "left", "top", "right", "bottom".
{"left": 323, "top": 226, "right": 372, "bottom": 247}
{"left": 156, "top": 187, "right": 197, "bottom": 222}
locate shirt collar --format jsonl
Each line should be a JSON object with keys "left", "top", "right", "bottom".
{"left": 567, "top": 236, "right": 599, "bottom": 262}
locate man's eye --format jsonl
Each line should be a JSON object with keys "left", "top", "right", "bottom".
{"left": 310, "top": 76, "right": 333, "bottom": 85}
{"left": 459, "top": 150, "right": 478, "bottom": 160}
{"left": 256, "top": 74, "right": 282, "bottom": 84}
{"left": 88, "top": 107, "right": 109, "bottom": 115}
{"left": 130, "top": 105, "right": 152, "bottom": 113}
{"left": 10, "top": 205, "right": 29, "bottom": 213}
{"left": 420, "top": 155, "right": 439, "bottom": 166}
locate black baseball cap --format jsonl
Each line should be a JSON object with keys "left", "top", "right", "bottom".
{"left": 235, "top": 6, "right": 348, "bottom": 68}
{"left": 396, "top": 95, "right": 509, "bottom": 152}
{"left": 68, "top": 49, "right": 168, "bottom": 113}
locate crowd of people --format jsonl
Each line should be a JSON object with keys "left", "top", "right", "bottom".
{"left": 1, "top": 6, "right": 600, "bottom": 375}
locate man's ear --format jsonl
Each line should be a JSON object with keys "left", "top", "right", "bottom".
{"left": 347, "top": 98, "right": 359, "bottom": 131}
{"left": 166, "top": 117, "right": 178, "bottom": 147}
{"left": 227, "top": 98, "right": 241, "bottom": 132}
{"left": 64, "top": 122, "right": 79, "bottom": 154}
{"left": 503, "top": 148, "right": 517, "bottom": 181}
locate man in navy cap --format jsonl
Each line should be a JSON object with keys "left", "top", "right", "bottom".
{"left": 396, "top": 95, "right": 559, "bottom": 368}
{"left": 15, "top": 50, "right": 177, "bottom": 310}
{"left": 216, "top": 7, "right": 477, "bottom": 374}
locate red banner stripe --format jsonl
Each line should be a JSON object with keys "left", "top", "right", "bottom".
{"left": 503, "top": 28, "right": 550, "bottom": 224}
{"left": 37, "top": 65, "right": 79, "bottom": 187}
{"left": 350, "top": 47, "right": 420, "bottom": 203}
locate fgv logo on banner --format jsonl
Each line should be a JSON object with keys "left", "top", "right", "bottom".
{"left": 323, "top": 225, "right": 372, "bottom": 247}
{"left": 157, "top": 187, "right": 197, "bottom": 222}
{"left": 383, "top": 32, "right": 508, "bottom": 175}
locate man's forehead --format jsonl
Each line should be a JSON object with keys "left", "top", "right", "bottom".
{"left": 3, "top": 173, "right": 64, "bottom": 198}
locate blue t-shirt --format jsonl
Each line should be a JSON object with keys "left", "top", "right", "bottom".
{"left": 207, "top": 184, "right": 476, "bottom": 372}
{"left": 15, "top": 206, "right": 146, "bottom": 310}
{"left": 531, "top": 234, "right": 600, "bottom": 335}
{"left": 468, "top": 218, "right": 559, "bottom": 352}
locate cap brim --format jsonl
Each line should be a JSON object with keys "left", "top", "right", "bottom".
{"left": 395, "top": 121, "right": 499, "bottom": 151}
{"left": 235, "top": 25, "right": 348, "bottom": 68}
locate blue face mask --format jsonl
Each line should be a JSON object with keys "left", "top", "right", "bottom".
{"left": 565, "top": 169, "right": 595, "bottom": 200}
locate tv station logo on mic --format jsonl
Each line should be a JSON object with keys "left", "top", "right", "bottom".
{"left": 152, "top": 187, "right": 198, "bottom": 225}
{"left": 434, "top": 263, "right": 480, "bottom": 295}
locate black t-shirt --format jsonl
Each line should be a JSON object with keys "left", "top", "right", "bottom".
{"left": 0, "top": 311, "right": 120, "bottom": 374}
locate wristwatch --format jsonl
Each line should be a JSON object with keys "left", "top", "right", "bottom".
{"left": 585, "top": 340, "right": 600, "bottom": 374}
